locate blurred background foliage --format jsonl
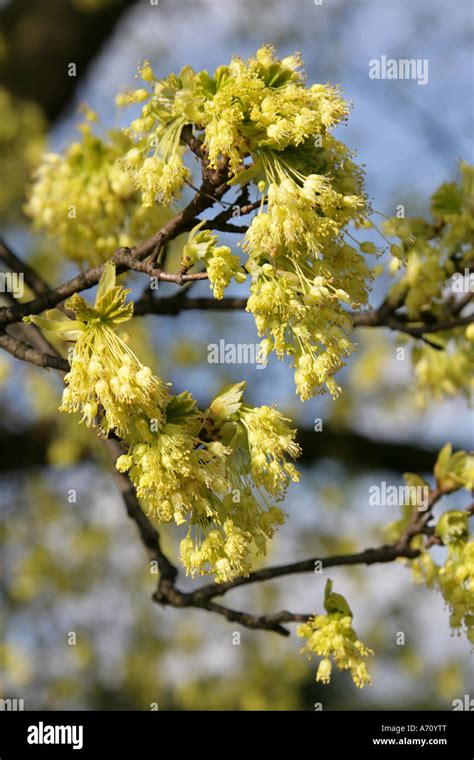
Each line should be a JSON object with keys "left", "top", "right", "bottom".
{"left": 0, "top": 0, "right": 472, "bottom": 709}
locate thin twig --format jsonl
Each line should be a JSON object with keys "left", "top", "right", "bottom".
{"left": 0, "top": 238, "right": 51, "bottom": 297}
{"left": 189, "top": 542, "right": 421, "bottom": 602}
{"left": 0, "top": 331, "right": 69, "bottom": 371}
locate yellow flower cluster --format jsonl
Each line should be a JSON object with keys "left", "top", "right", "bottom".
{"left": 411, "top": 328, "right": 474, "bottom": 409}
{"left": 240, "top": 405, "right": 300, "bottom": 498}
{"left": 384, "top": 446, "right": 473, "bottom": 646}
{"left": 119, "top": 63, "right": 202, "bottom": 205}
{"left": 202, "top": 48, "right": 371, "bottom": 398}
{"left": 25, "top": 115, "right": 171, "bottom": 264}
{"left": 181, "top": 222, "right": 246, "bottom": 299}
{"left": 385, "top": 164, "right": 474, "bottom": 406}
{"left": 409, "top": 512, "right": 473, "bottom": 647}
{"left": 25, "top": 269, "right": 300, "bottom": 582}
{"left": 297, "top": 581, "right": 373, "bottom": 688}
{"left": 170, "top": 382, "right": 299, "bottom": 581}
{"left": 202, "top": 48, "right": 349, "bottom": 172}
{"left": 207, "top": 48, "right": 372, "bottom": 398}
{"left": 115, "top": 47, "right": 373, "bottom": 396}
{"left": 436, "top": 511, "right": 474, "bottom": 645}
{"left": 25, "top": 263, "right": 169, "bottom": 438}
{"left": 246, "top": 241, "right": 372, "bottom": 400}
{"left": 385, "top": 162, "right": 474, "bottom": 320}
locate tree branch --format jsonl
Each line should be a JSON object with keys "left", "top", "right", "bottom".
{"left": 180, "top": 485, "right": 452, "bottom": 603}
{"left": 106, "top": 458, "right": 453, "bottom": 636}
{"left": 0, "top": 239, "right": 50, "bottom": 297}
{"left": 132, "top": 292, "right": 474, "bottom": 341}
{"left": 133, "top": 293, "right": 248, "bottom": 316}
{"left": 189, "top": 542, "right": 421, "bottom": 602}
{"left": 0, "top": 331, "right": 69, "bottom": 372}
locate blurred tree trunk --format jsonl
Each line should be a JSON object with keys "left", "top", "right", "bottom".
{"left": 0, "top": 412, "right": 442, "bottom": 474}
{"left": 0, "top": 0, "right": 139, "bottom": 121}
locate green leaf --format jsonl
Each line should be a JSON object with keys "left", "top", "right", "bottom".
{"left": 324, "top": 579, "right": 352, "bottom": 617}
{"left": 227, "top": 159, "right": 262, "bottom": 187}
{"left": 23, "top": 314, "right": 86, "bottom": 341}
{"left": 96, "top": 286, "right": 133, "bottom": 325}
{"left": 403, "top": 473, "right": 430, "bottom": 490}
{"left": 95, "top": 262, "right": 116, "bottom": 304}
{"left": 65, "top": 293, "right": 97, "bottom": 322}
{"left": 166, "top": 392, "right": 202, "bottom": 434}
{"left": 434, "top": 443, "right": 453, "bottom": 484}
{"left": 45, "top": 308, "right": 73, "bottom": 322}
{"left": 431, "top": 182, "right": 463, "bottom": 218}
{"left": 435, "top": 510, "right": 469, "bottom": 543}
{"left": 208, "top": 381, "right": 246, "bottom": 420}
{"left": 434, "top": 444, "right": 473, "bottom": 491}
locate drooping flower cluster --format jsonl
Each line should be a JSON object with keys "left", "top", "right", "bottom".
{"left": 384, "top": 445, "right": 474, "bottom": 646}
{"left": 174, "top": 381, "right": 300, "bottom": 581}
{"left": 181, "top": 222, "right": 246, "bottom": 299}
{"left": 436, "top": 511, "right": 474, "bottom": 644}
{"left": 119, "top": 63, "right": 202, "bottom": 205}
{"left": 384, "top": 163, "right": 474, "bottom": 406}
{"left": 411, "top": 328, "right": 474, "bottom": 409}
{"left": 297, "top": 580, "right": 373, "bottom": 688}
{"left": 406, "top": 510, "right": 474, "bottom": 648}
{"left": 25, "top": 112, "right": 171, "bottom": 265}
{"left": 203, "top": 49, "right": 372, "bottom": 398}
{"left": 25, "top": 263, "right": 169, "bottom": 438}
{"left": 24, "top": 47, "right": 378, "bottom": 397}
{"left": 246, "top": 240, "right": 372, "bottom": 400}
{"left": 25, "top": 267, "right": 300, "bottom": 582}
{"left": 114, "top": 46, "right": 374, "bottom": 397}
{"left": 239, "top": 404, "right": 300, "bottom": 498}
{"left": 116, "top": 377, "right": 300, "bottom": 581}
{"left": 385, "top": 162, "right": 474, "bottom": 320}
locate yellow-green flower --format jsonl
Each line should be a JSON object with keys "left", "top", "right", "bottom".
{"left": 297, "top": 602, "right": 374, "bottom": 689}
{"left": 24, "top": 263, "right": 169, "bottom": 437}
{"left": 182, "top": 222, "right": 246, "bottom": 299}
{"left": 25, "top": 117, "right": 171, "bottom": 264}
